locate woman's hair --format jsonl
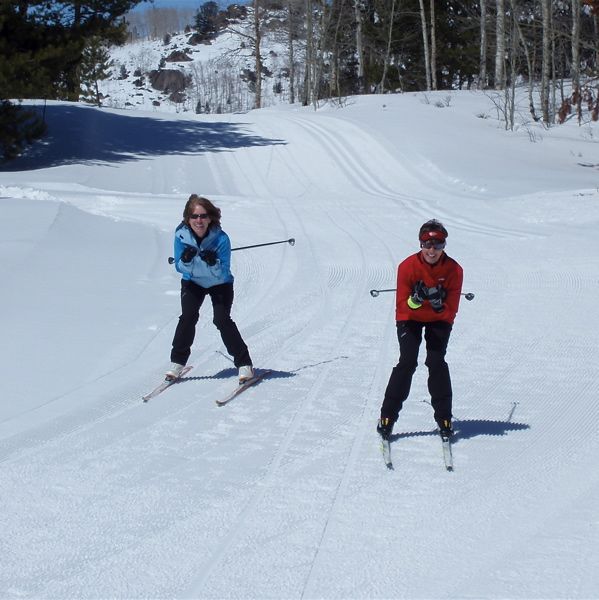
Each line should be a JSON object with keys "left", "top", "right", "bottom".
{"left": 183, "top": 194, "right": 222, "bottom": 227}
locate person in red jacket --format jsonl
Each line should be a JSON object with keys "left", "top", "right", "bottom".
{"left": 377, "top": 219, "right": 463, "bottom": 440}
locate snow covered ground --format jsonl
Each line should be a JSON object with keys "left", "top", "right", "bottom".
{"left": 1, "top": 91, "right": 598, "bottom": 598}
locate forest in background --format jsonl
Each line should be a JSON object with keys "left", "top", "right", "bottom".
{"left": 1, "top": 1, "right": 598, "bottom": 160}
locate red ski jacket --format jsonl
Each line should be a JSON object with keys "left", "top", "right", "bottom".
{"left": 395, "top": 252, "right": 464, "bottom": 324}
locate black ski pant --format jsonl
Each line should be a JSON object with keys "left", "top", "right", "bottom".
{"left": 170, "top": 280, "right": 252, "bottom": 368}
{"left": 381, "top": 320, "right": 453, "bottom": 426}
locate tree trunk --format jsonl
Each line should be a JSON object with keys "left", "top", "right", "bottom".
{"left": 418, "top": 0, "right": 431, "bottom": 90}
{"left": 507, "top": 9, "right": 517, "bottom": 130}
{"left": 303, "top": 0, "right": 313, "bottom": 106}
{"left": 379, "top": 0, "right": 397, "bottom": 93}
{"left": 495, "top": 0, "right": 505, "bottom": 89}
{"left": 354, "top": 0, "right": 365, "bottom": 93}
{"left": 510, "top": 0, "right": 538, "bottom": 121}
{"left": 595, "top": 13, "right": 599, "bottom": 74}
{"left": 311, "top": 0, "right": 329, "bottom": 106}
{"left": 253, "top": 0, "right": 262, "bottom": 109}
{"left": 329, "top": 0, "right": 346, "bottom": 99}
{"left": 286, "top": 0, "right": 295, "bottom": 104}
{"left": 479, "top": 0, "right": 487, "bottom": 88}
{"left": 571, "top": 0, "right": 580, "bottom": 107}
{"left": 429, "top": 0, "right": 437, "bottom": 90}
{"left": 541, "top": 0, "right": 551, "bottom": 123}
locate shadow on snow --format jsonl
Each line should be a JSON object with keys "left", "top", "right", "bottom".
{"left": 391, "top": 418, "right": 530, "bottom": 445}
{"left": 175, "top": 367, "right": 296, "bottom": 384}
{"left": 2, "top": 102, "right": 286, "bottom": 171}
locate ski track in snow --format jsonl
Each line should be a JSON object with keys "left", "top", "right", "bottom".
{"left": 1, "top": 94, "right": 598, "bottom": 599}
{"left": 181, "top": 115, "right": 403, "bottom": 597}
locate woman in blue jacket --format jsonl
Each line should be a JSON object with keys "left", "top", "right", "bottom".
{"left": 166, "top": 194, "right": 253, "bottom": 383}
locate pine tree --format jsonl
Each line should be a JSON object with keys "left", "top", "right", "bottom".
{"left": 194, "top": 1, "right": 219, "bottom": 41}
{"left": 79, "top": 38, "right": 114, "bottom": 107}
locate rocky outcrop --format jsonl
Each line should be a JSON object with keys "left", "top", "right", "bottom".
{"left": 148, "top": 69, "right": 190, "bottom": 94}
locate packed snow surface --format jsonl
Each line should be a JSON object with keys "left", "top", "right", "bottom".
{"left": 1, "top": 91, "right": 598, "bottom": 598}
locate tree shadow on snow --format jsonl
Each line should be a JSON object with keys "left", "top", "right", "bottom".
{"left": 1, "top": 102, "right": 286, "bottom": 171}
{"left": 390, "top": 418, "right": 530, "bottom": 445}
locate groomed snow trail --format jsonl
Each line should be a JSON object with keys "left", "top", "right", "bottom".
{"left": 0, "top": 93, "right": 598, "bottom": 599}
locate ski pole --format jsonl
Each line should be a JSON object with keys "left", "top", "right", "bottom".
{"left": 369, "top": 288, "right": 475, "bottom": 301}
{"left": 369, "top": 288, "right": 396, "bottom": 297}
{"left": 168, "top": 237, "right": 295, "bottom": 264}
{"left": 231, "top": 237, "right": 295, "bottom": 252}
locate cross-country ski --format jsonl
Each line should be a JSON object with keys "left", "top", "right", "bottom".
{"left": 216, "top": 369, "right": 272, "bottom": 406}
{"left": 441, "top": 435, "right": 454, "bottom": 472}
{"left": 142, "top": 366, "right": 194, "bottom": 402}
{"left": 380, "top": 438, "right": 394, "bottom": 470}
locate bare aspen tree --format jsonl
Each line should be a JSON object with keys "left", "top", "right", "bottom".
{"left": 328, "top": 0, "right": 347, "bottom": 99}
{"left": 541, "top": 0, "right": 551, "bottom": 123}
{"left": 509, "top": 0, "right": 538, "bottom": 121}
{"left": 495, "top": 0, "right": 506, "bottom": 89}
{"left": 354, "top": 0, "right": 365, "bottom": 93}
{"left": 254, "top": 0, "right": 262, "bottom": 109}
{"left": 303, "top": 0, "right": 313, "bottom": 105}
{"left": 379, "top": 0, "right": 397, "bottom": 92}
{"left": 286, "top": 0, "right": 298, "bottom": 104}
{"left": 550, "top": 5, "right": 557, "bottom": 124}
{"left": 506, "top": 9, "right": 517, "bottom": 129}
{"left": 479, "top": 0, "right": 487, "bottom": 88}
{"left": 571, "top": 0, "right": 581, "bottom": 93}
{"left": 312, "top": 0, "right": 331, "bottom": 105}
{"left": 418, "top": 0, "right": 431, "bottom": 90}
{"left": 429, "top": 0, "right": 437, "bottom": 90}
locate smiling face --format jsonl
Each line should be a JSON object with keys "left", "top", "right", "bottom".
{"left": 187, "top": 201, "right": 211, "bottom": 237}
{"left": 419, "top": 232, "right": 446, "bottom": 265}
{"left": 420, "top": 240, "right": 445, "bottom": 265}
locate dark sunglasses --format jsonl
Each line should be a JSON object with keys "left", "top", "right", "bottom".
{"left": 189, "top": 213, "right": 210, "bottom": 220}
{"left": 420, "top": 240, "right": 446, "bottom": 250}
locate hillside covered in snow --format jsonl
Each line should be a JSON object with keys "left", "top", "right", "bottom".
{"left": 99, "top": 5, "right": 296, "bottom": 114}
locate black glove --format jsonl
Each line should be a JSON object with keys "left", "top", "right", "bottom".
{"left": 407, "top": 280, "right": 427, "bottom": 310}
{"left": 180, "top": 245, "right": 198, "bottom": 263}
{"left": 428, "top": 285, "right": 446, "bottom": 312}
{"left": 200, "top": 249, "right": 218, "bottom": 266}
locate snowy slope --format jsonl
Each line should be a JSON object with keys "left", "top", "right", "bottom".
{"left": 99, "top": 10, "right": 291, "bottom": 113}
{"left": 1, "top": 91, "right": 598, "bottom": 599}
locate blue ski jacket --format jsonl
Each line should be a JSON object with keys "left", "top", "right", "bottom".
{"left": 173, "top": 222, "right": 234, "bottom": 288}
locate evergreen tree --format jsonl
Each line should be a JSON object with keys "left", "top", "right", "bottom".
{"left": 194, "top": 1, "right": 220, "bottom": 41}
{"left": 0, "top": 0, "right": 144, "bottom": 161}
{"left": 79, "top": 37, "right": 114, "bottom": 107}
{"left": 0, "top": 100, "right": 47, "bottom": 162}
{"left": 0, "top": 1, "right": 142, "bottom": 101}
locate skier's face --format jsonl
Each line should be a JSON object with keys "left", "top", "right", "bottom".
{"left": 188, "top": 204, "right": 211, "bottom": 236}
{"left": 420, "top": 241, "right": 444, "bottom": 265}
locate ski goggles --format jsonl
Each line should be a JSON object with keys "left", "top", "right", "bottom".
{"left": 420, "top": 239, "right": 446, "bottom": 250}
